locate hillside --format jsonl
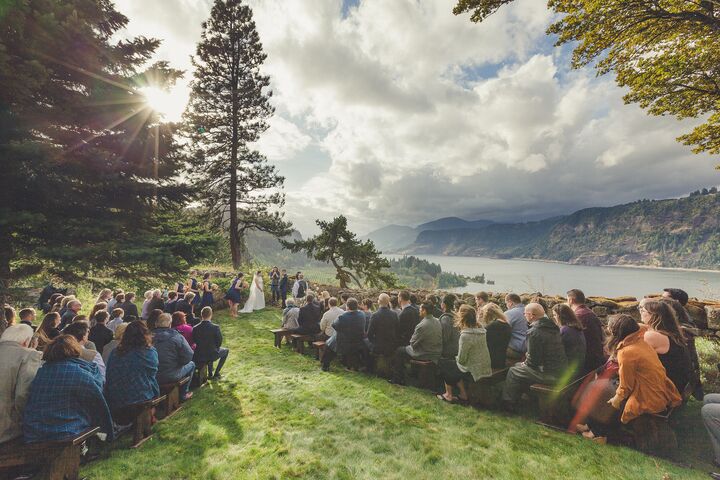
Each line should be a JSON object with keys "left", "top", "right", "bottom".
{"left": 407, "top": 192, "right": 720, "bottom": 270}
{"left": 364, "top": 217, "right": 494, "bottom": 252}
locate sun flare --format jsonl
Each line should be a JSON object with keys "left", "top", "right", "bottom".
{"left": 141, "top": 86, "right": 186, "bottom": 122}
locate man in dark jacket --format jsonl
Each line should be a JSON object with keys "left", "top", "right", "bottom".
{"left": 60, "top": 300, "right": 82, "bottom": 330}
{"left": 192, "top": 307, "right": 228, "bottom": 379}
{"left": 367, "top": 293, "right": 399, "bottom": 357}
{"left": 502, "top": 303, "right": 568, "bottom": 409}
{"left": 164, "top": 291, "right": 179, "bottom": 313}
{"left": 175, "top": 292, "right": 197, "bottom": 326}
{"left": 567, "top": 289, "right": 606, "bottom": 373}
{"left": 289, "top": 294, "right": 322, "bottom": 335}
{"left": 279, "top": 270, "right": 289, "bottom": 308}
{"left": 116, "top": 292, "right": 140, "bottom": 319}
{"left": 397, "top": 291, "right": 420, "bottom": 346}
{"left": 390, "top": 301, "right": 443, "bottom": 385}
{"left": 89, "top": 311, "right": 114, "bottom": 355}
{"left": 153, "top": 313, "right": 195, "bottom": 399}
{"left": 321, "top": 298, "right": 368, "bottom": 371}
{"left": 439, "top": 294, "right": 460, "bottom": 359}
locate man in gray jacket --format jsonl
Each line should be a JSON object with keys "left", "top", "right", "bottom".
{"left": 0, "top": 324, "right": 43, "bottom": 443}
{"left": 390, "top": 301, "right": 443, "bottom": 385}
{"left": 439, "top": 294, "right": 460, "bottom": 359}
{"left": 153, "top": 313, "right": 195, "bottom": 401}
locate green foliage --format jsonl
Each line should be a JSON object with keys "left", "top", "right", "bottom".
{"left": 696, "top": 336, "right": 720, "bottom": 394}
{"left": 183, "top": 0, "right": 291, "bottom": 269}
{"left": 454, "top": 0, "right": 720, "bottom": 155}
{"left": 0, "top": 0, "right": 215, "bottom": 294}
{"left": 282, "top": 216, "right": 397, "bottom": 289}
{"left": 389, "top": 256, "right": 467, "bottom": 289}
{"left": 81, "top": 308, "right": 711, "bottom": 479}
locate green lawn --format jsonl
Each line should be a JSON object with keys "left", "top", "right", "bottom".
{"left": 83, "top": 308, "right": 713, "bottom": 479}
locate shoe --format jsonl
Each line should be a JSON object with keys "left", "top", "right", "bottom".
{"left": 321, "top": 366, "right": 329, "bottom": 372}
{"left": 710, "top": 473, "right": 720, "bottom": 480}
{"left": 211, "top": 374, "right": 223, "bottom": 380}
{"left": 182, "top": 392, "right": 194, "bottom": 402}
{"left": 388, "top": 379, "right": 405, "bottom": 386}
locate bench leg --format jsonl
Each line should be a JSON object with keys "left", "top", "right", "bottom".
{"left": 163, "top": 386, "right": 180, "bottom": 418}
{"left": 318, "top": 346, "right": 325, "bottom": 362}
{"left": 132, "top": 408, "right": 153, "bottom": 448}
{"left": 41, "top": 444, "right": 81, "bottom": 480}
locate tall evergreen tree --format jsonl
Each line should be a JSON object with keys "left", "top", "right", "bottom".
{"left": 184, "top": 0, "right": 291, "bottom": 270}
{"left": 0, "top": 0, "right": 218, "bottom": 292}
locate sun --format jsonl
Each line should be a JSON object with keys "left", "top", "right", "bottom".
{"left": 141, "top": 86, "right": 186, "bottom": 122}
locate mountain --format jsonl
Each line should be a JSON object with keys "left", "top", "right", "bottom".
{"left": 417, "top": 217, "right": 494, "bottom": 231}
{"left": 364, "top": 217, "right": 495, "bottom": 253}
{"left": 405, "top": 192, "right": 720, "bottom": 270}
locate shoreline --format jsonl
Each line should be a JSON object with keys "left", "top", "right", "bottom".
{"left": 387, "top": 253, "right": 720, "bottom": 275}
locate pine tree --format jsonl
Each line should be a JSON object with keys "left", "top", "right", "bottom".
{"left": 184, "top": 0, "right": 291, "bottom": 270}
{"left": 282, "top": 216, "right": 397, "bottom": 289}
{"left": 0, "top": 0, "right": 218, "bottom": 293}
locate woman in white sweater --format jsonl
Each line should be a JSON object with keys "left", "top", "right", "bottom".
{"left": 436, "top": 304, "right": 492, "bottom": 403}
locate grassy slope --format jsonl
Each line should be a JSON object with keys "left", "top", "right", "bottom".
{"left": 82, "top": 309, "right": 712, "bottom": 480}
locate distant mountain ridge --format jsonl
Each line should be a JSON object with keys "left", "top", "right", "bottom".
{"left": 363, "top": 217, "right": 495, "bottom": 252}
{"left": 402, "top": 192, "right": 720, "bottom": 270}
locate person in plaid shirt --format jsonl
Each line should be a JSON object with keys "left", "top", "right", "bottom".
{"left": 23, "top": 335, "right": 113, "bottom": 443}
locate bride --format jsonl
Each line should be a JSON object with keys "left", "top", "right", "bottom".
{"left": 240, "top": 270, "right": 265, "bottom": 313}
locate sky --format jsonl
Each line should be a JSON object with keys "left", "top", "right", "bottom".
{"left": 114, "top": 0, "right": 718, "bottom": 236}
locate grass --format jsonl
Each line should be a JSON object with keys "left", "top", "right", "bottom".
{"left": 81, "top": 308, "right": 714, "bottom": 480}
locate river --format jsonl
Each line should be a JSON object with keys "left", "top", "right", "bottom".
{"left": 385, "top": 254, "right": 720, "bottom": 300}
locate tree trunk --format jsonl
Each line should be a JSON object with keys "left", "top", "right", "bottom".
{"left": 0, "top": 234, "right": 12, "bottom": 304}
{"left": 229, "top": 45, "right": 241, "bottom": 270}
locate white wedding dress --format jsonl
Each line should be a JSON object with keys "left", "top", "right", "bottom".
{"left": 240, "top": 274, "right": 265, "bottom": 313}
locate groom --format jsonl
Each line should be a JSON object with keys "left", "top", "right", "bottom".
{"left": 279, "top": 269, "right": 289, "bottom": 308}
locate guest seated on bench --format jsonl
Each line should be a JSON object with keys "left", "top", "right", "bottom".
{"left": 551, "top": 304, "right": 587, "bottom": 379}
{"left": 567, "top": 289, "right": 606, "bottom": 373}
{"left": 390, "top": 301, "right": 442, "bottom": 385}
{"left": 282, "top": 299, "right": 300, "bottom": 330}
{"left": 501, "top": 303, "right": 568, "bottom": 411}
{"left": 193, "top": 307, "right": 229, "bottom": 380}
{"left": 0, "top": 325, "right": 43, "bottom": 443}
{"left": 23, "top": 335, "right": 113, "bottom": 442}
{"left": 397, "top": 291, "right": 420, "bottom": 347}
{"left": 90, "top": 310, "right": 114, "bottom": 355}
{"left": 437, "top": 305, "right": 492, "bottom": 403}
{"left": 176, "top": 292, "right": 197, "bottom": 326}
{"left": 106, "top": 308, "right": 125, "bottom": 333}
{"left": 172, "top": 311, "right": 195, "bottom": 350}
{"left": 319, "top": 297, "right": 344, "bottom": 340}
{"left": 102, "top": 322, "right": 128, "bottom": 365}
{"left": 34, "top": 312, "right": 61, "bottom": 351}
{"left": 482, "top": 303, "right": 512, "bottom": 369}
{"left": 503, "top": 293, "right": 527, "bottom": 362}
{"left": 105, "top": 321, "right": 160, "bottom": 418}
{"left": 366, "top": 293, "right": 399, "bottom": 359}
{"left": 321, "top": 298, "right": 368, "bottom": 372}
{"left": 287, "top": 293, "right": 322, "bottom": 336}
{"left": 439, "top": 294, "right": 460, "bottom": 360}
{"left": 583, "top": 315, "right": 681, "bottom": 441}
{"left": 64, "top": 322, "right": 106, "bottom": 381}
{"left": 640, "top": 299, "right": 693, "bottom": 395}
{"left": 154, "top": 313, "right": 195, "bottom": 401}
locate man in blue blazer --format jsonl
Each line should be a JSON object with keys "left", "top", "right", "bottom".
{"left": 192, "top": 307, "right": 229, "bottom": 380}
{"left": 279, "top": 269, "right": 289, "bottom": 308}
{"left": 321, "top": 298, "right": 368, "bottom": 372}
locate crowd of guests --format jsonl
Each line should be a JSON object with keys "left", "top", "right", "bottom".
{"left": 281, "top": 286, "right": 706, "bottom": 446}
{"left": 0, "top": 281, "right": 229, "bottom": 452}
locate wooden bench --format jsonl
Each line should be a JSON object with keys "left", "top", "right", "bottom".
{"left": 271, "top": 328, "right": 289, "bottom": 348}
{"left": 370, "top": 353, "right": 393, "bottom": 379}
{"left": 530, "top": 373, "right": 590, "bottom": 427}
{"left": 159, "top": 376, "right": 191, "bottom": 419}
{"left": 290, "top": 334, "right": 314, "bottom": 354}
{"left": 312, "top": 340, "right": 326, "bottom": 361}
{"left": 193, "top": 362, "right": 209, "bottom": 388}
{"left": 410, "top": 359, "right": 437, "bottom": 390}
{"left": 113, "top": 395, "right": 167, "bottom": 448}
{"left": 466, "top": 368, "right": 508, "bottom": 407}
{"left": 631, "top": 408, "right": 678, "bottom": 457}
{"left": 0, "top": 427, "right": 99, "bottom": 480}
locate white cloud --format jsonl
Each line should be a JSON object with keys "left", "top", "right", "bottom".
{"left": 114, "top": 0, "right": 717, "bottom": 237}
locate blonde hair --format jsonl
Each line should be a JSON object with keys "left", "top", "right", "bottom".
{"left": 60, "top": 295, "right": 76, "bottom": 308}
{"left": 481, "top": 303, "right": 507, "bottom": 326}
{"left": 454, "top": 304, "right": 478, "bottom": 329}
{"left": 96, "top": 288, "right": 112, "bottom": 304}
{"left": 144, "top": 290, "right": 153, "bottom": 300}
{"left": 114, "top": 322, "right": 129, "bottom": 340}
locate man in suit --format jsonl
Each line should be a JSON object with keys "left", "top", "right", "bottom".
{"left": 192, "top": 307, "right": 229, "bottom": 380}
{"left": 390, "top": 301, "right": 443, "bottom": 385}
{"left": 289, "top": 293, "right": 322, "bottom": 335}
{"left": 176, "top": 292, "right": 197, "bottom": 325}
{"left": 116, "top": 292, "right": 140, "bottom": 319}
{"left": 60, "top": 300, "right": 81, "bottom": 330}
{"left": 292, "top": 273, "right": 308, "bottom": 303}
{"left": 397, "top": 291, "right": 420, "bottom": 346}
{"left": 366, "top": 293, "right": 399, "bottom": 372}
{"left": 279, "top": 269, "right": 289, "bottom": 308}
{"left": 322, "top": 298, "right": 368, "bottom": 372}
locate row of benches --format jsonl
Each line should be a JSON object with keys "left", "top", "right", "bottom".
{"left": 271, "top": 327, "right": 683, "bottom": 456}
{"left": 0, "top": 363, "right": 211, "bottom": 480}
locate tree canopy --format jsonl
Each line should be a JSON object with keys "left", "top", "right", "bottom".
{"left": 0, "top": 0, "right": 218, "bottom": 290}
{"left": 281, "top": 216, "right": 397, "bottom": 289}
{"left": 453, "top": 0, "right": 720, "bottom": 156}
{"left": 184, "top": 0, "right": 291, "bottom": 269}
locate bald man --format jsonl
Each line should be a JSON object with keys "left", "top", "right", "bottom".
{"left": 366, "top": 293, "right": 400, "bottom": 371}
{"left": 502, "top": 303, "right": 568, "bottom": 410}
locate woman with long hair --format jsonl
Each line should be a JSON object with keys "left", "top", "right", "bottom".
{"left": 640, "top": 299, "right": 692, "bottom": 394}
{"left": 105, "top": 321, "right": 160, "bottom": 420}
{"left": 436, "top": 305, "right": 492, "bottom": 403}
{"left": 95, "top": 288, "right": 113, "bottom": 305}
{"left": 89, "top": 302, "right": 108, "bottom": 327}
{"left": 482, "top": 303, "right": 512, "bottom": 369}
{"left": 34, "top": 312, "right": 62, "bottom": 351}
{"left": 551, "top": 304, "right": 587, "bottom": 378}
{"left": 582, "top": 314, "right": 681, "bottom": 441}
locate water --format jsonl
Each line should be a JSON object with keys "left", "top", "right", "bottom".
{"left": 386, "top": 254, "right": 720, "bottom": 300}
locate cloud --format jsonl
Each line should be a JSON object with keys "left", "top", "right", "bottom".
{"left": 113, "top": 0, "right": 717, "bottom": 237}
